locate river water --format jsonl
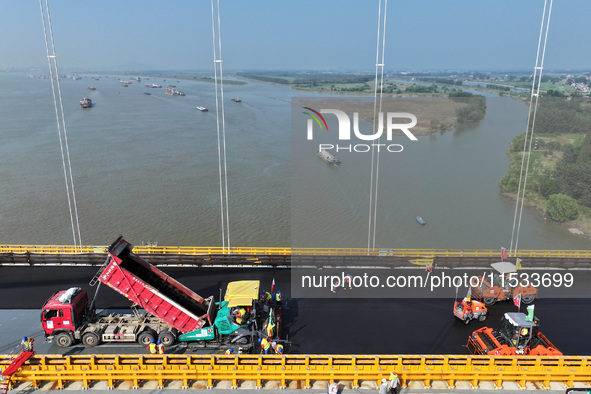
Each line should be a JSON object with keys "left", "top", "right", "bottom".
{"left": 0, "top": 72, "right": 588, "bottom": 250}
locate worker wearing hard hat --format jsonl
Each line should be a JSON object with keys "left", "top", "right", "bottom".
{"left": 378, "top": 378, "right": 388, "bottom": 394}
{"left": 258, "top": 337, "right": 271, "bottom": 354}
{"left": 328, "top": 381, "right": 338, "bottom": 394}
{"left": 272, "top": 341, "right": 283, "bottom": 354}
{"left": 157, "top": 340, "right": 165, "bottom": 354}
{"left": 21, "top": 336, "right": 34, "bottom": 352}
{"left": 389, "top": 372, "right": 399, "bottom": 394}
{"left": 147, "top": 339, "right": 157, "bottom": 354}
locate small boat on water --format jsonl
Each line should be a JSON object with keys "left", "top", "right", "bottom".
{"left": 231, "top": 98, "right": 242, "bottom": 103}
{"left": 165, "top": 86, "right": 186, "bottom": 96}
{"left": 80, "top": 98, "right": 92, "bottom": 108}
{"left": 317, "top": 149, "right": 340, "bottom": 164}
{"left": 196, "top": 106, "right": 208, "bottom": 112}
{"left": 416, "top": 216, "right": 426, "bottom": 225}
{"left": 88, "top": 86, "right": 96, "bottom": 90}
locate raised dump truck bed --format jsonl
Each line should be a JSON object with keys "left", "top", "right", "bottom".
{"left": 99, "top": 236, "right": 212, "bottom": 334}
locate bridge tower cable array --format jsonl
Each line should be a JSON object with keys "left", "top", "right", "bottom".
{"left": 210, "top": 0, "right": 231, "bottom": 250}
{"left": 509, "top": 0, "right": 554, "bottom": 254}
{"left": 367, "top": 0, "right": 389, "bottom": 251}
{"left": 38, "top": 0, "right": 83, "bottom": 248}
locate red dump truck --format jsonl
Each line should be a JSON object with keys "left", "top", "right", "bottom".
{"left": 41, "top": 236, "right": 280, "bottom": 352}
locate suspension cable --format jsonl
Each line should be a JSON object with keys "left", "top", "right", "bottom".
{"left": 39, "top": 0, "right": 82, "bottom": 248}
{"left": 509, "top": 0, "right": 553, "bottom": 254}
{"left": 210, "top": 0, "right": 231, "bottom": 250}
{"left": 367, "top": 0, "right": 389, "bottom": 251}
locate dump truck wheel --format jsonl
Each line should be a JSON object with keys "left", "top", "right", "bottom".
{"left": 521, "top": 294, "right": 535, "bottom": 304}
{"left": 82, "top": 332, "right": 100, "bottom": 347}
{"left": 463, "top": 317, "right": 470, "bottom": 324}
{"left": 483, "top": 297, "right": 496, "bottom": 306}
{"left": 479, "top": 313, "right": 487, "bottom": 322}
{"left": 56, "top": 332, "right": 73, "bottom": 347}
{"left": 158, "top": 331, "right": 176, "bottom": 346}
{"left": 137, "top": 329, "right": 157, "bottom": 345}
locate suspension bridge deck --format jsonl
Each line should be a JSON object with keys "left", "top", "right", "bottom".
{"left": 0, "top": 244, "right": 589, "bottom": 268}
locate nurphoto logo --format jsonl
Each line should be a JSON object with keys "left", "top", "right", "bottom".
{"left": 303, "top": 107, "right": 418, "bottom": 153}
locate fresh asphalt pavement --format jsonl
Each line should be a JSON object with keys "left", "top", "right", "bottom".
{"left": 0, "top": 265, "right": 590, "bottom": 355}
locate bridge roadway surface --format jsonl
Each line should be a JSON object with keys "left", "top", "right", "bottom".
{"left": 0, "top": 266, "right": 590, "bottom": 356}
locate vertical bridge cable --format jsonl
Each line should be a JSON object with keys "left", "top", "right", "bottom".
{"left": 509, "top": 0, "right": 553, "bottom": 254}
{"left": 210, "top": 0, "right": 231, "bottom": 250}
{"left": 39, "top": 0, "right": 82, "bottom": 248}
{"left": 367, "top": 0, "right": 388, "bottom": 251}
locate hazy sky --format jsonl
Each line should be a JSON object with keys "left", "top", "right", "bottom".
{"left": 1, "top": 1, "right": 590, "bottom": 72}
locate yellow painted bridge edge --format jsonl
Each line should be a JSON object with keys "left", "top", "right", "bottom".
{"left": 1, "top": 354, "right": 591, "bottom": 390}
{"left": 1, "top": 244, "right": 591, "bottom": 258}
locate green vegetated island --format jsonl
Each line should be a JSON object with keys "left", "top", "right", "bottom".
{"left": 239, "top": 72, "right": 486, "bottom": 134}
{"left": 293, "top": 94, "right": 485, "bottom": 136}
{"left": 501, "top": 97, "right": 591, "bottom": 237}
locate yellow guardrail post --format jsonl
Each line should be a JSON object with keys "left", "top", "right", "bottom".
{"left": 1, "top": 243, "right": 591, "bottom": 259}
{"left": 4, "top": 354, "right": 591, "bottom": 389}
{"left": 206, "top": 355, "right": 214, "bottom": 389}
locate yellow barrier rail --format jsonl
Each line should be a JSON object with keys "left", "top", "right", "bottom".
{"left": 1, "top": 244, "right": 591, "bottom": 258}
{"left": 1, "top": 354, "right": 591, "bottom": 390}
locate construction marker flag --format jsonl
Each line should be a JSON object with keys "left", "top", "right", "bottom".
{"left": 466, "top": 287, "right": 472, "bottom": 302}
{"left": 271, "top": 278, "right": 275, "bottom": 294}
{"left": 514, "top": 293, "right": 521, "bottom": 308}
{"left": 501, "top": 247, "right": 508, "bottom": 260}
{"left": 516, "top": 258, "right": 522, "bottom": 270}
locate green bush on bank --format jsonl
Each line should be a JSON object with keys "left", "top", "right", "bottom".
{"left": 546, "top": 194, "right": 579, "bottom": 222}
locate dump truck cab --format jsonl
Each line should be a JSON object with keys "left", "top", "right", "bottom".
{"left": 41, "top": 287, "right": 90, "bottom": 346}
{"left": 471, "top": 262, "right": 537, "bottom": 306}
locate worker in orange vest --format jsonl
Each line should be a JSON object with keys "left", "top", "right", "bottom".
{"left": 272, "top": 341, "right": 284, "bottom": 354}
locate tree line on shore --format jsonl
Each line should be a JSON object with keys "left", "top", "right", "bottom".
{"left": 449, "top": 92, "right": 486, "bottom": 124}
{"left": 500, "top": 97, "right": 591, "bottom": 222}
